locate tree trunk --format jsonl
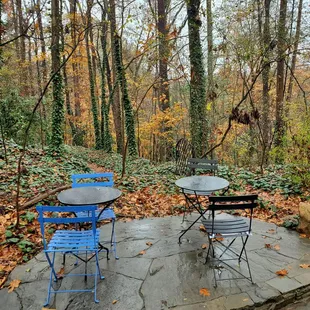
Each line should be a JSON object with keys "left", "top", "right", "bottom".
{"left": 36, "top": 0, "right": 48, "bottom": 83}
{"left": 86, "top": 0, "right": 101, "bottom": 149}
{"left": 187, "top": 0, "right": 207, "bottom": 157}
{"left": 287, "top": 0, "right": 303, "bottom": 102}
{"left": 261, "top": 0, "right": 271, "bottom": 164}
{"left": 274, "top": 0, "right": 287, "bottom": 159}
{"left": 50, "top": 0, "right": 64, "bottom": 154}
{"left": 108, "top": 0, "right": 123, "bottom": 154}
{"left": 157, "top": 0, "right": 170, "bottom": 161}
{"left": 206, "top": 0, "right": 216, "bottom": 158}
{"left": 114, "top": 34, "right": 137, "bottom": 156}
{"left": 100, "top": 9, "right": 112, "bottom": 152}
{"left": 60, "top": 1, "right": 77, "bottom": 145}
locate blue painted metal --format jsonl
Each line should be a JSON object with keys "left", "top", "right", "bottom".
{"left": 36, "top": 205, "right": 104, "bottom": 305}
{"left": 71, "top": 173, "right": 118, "bottom": 259}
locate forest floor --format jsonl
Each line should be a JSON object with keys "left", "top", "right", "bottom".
{"left": 0, "top": 142, "right": 309, "bottom": 288}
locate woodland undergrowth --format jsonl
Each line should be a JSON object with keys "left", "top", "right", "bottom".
{"left": 0, "top": 142, "right": 309, "bottom": 287}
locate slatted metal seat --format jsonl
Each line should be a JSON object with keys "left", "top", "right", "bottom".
{"left": 36, "top": 205, "right": 104, "bottom": 306}
{"left": 71, "top": 172, "right": 118, "bottom": 259}
{"left": 202, "top": 194, "right": 258, "bottom": 287}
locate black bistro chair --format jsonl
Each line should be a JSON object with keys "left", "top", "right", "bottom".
{"left": 187, "top": 158, "right": 218, "bottom": 176}
{"left": 181, "top": 158, "right": 219, "bottom": 223}
{"left": 201, "top": 194, "right": 258, "bottom": 287}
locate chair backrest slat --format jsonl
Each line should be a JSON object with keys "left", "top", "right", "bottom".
{"left": 208, "top": 195, "right": 258, "bottom": 235}
{"left": 71, "top": 172, "right": 114, "bottom": 188}
{"left": 36, "top": 205, "right": 97, "bottom": 250}
{"left": 187, "top": 158, "right": 218, "bottom": 175}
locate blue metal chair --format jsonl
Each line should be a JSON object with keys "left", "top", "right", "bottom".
{"left": 36, "top": 205, "right": 104, "bottom": 306}
{"left": 71, "top": 173, "right": 118, "bottom": 259}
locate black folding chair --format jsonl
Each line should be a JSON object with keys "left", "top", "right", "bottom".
{"left": 187, "top": 158, "right": 218, "bottom": 176}
{"left": 202, "top": 194, "right": 258, "bottom": 287}
{"left": 181, "top": 158, "right": 219, "bottom": 223}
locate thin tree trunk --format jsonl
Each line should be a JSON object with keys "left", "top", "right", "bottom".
{"left": 274, "top": 0, "right": 287, "bottom": 159}
{"left": 261, "top": 0, "right": 271, "bottom": 165}
{"left": 100, "top": 9, "right": 112, "bottom": 152}
{"left": 86, "top": 0, "right": 101, "bottom": 149}
{"left": 287, "top": 0, "right": 303, "bottom": 102}
{"left": 36, "top": 0, "right": 48, "bottom": 83}
{"left": 108, "top": 0, "right": 123, "bottom": 154}
{"left": 50, "top": 0, "right": 64, "bottom": 154}
{"left": 206, "top": 0, "right": 216, "bottom": 158}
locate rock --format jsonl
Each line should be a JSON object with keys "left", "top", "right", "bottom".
{"left": 297, "top": 202, "right": 310, "bottom": 234}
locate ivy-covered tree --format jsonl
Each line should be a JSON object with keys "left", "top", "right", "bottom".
{"left": 50, "top": 0, "right": 64, "bottom": 154}
{"left": 113, "top": 34, "right": 137, "bottom": 156}
{"left": 187, "top": 0, "right": 207, "bottom": 157}
{"left": 100, "top": 9, "right": 112, "bottom": 152}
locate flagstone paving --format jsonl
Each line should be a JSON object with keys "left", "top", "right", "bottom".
{"left": 1, "top": 214, "right": 310, "bottom": 310}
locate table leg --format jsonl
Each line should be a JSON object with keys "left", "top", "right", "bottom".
{"left": 179, "top": 191, "right": 209, "bottom": 244}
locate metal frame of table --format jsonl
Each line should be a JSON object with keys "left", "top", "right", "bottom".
{"left": 57, "top": 186, "right": 122, "bottom": 259}
{"left": 175, "top": 176, "right": 229, "bottom": 243}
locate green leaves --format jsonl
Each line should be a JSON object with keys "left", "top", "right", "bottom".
{"left": 21, "top": 211, "right": 36, "bottom": 223}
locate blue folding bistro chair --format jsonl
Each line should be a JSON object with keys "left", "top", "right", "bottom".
{"left": 36, "top": 205, "right": 104, "bottom": 306}
{"left": 71, "top": 172, "right": 118, "bottom": 259}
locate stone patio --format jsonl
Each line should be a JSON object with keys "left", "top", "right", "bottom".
{"left": 1, "top": 214, "right": 310, "bottom": 310}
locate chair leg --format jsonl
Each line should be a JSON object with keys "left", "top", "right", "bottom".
{"left": 44, "top": 252, "right": 57, "bottom": 306}
{"left": 94, "top": 251, "right": 103, "bottom": 303}
{"left": 111, "top": 219, "right": 119, "bottom": 260}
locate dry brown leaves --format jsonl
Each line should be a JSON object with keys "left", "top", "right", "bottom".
{"left": 300, "top": 264, "right": 310, "bottom": 269}
{"left": 138, "top": 250, "right": 146, "bottom": 255}
{"left": 146, "top": 242, "right": 153, "bottom": 246}
{"left": 199, "top": 225, "right": 206, "bottom": 232}
{"left": 8, "top": 279, "right": 21, "bottom": 293}
{"left": 276, "top": 269, "right": 288, "bottom": 277}
{"left": 199, "top": 288, "right": 210, "bottom": 296}
{"left": 57, "top": 267, "right": 65, "bottom": 279}
{"left": 112, "top": 300, "right": 118, "bottom": 304}
{"left": 265, "top": 244, "right": 280, "bottom": 251}
{"left": 201, "top": 244, "right": 208, "bottom": 249}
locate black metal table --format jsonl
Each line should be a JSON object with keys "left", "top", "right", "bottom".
{"left": 175, "top": 176, "right": 229, "bottom": 243}
{"left": 57, "top": 186, "right": 122, "bottom": 259}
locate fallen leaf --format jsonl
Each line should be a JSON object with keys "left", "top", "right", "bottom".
{"left": 215, "top": 237, "right": 224, "bottom": 241}
{"left": 201, "top": 244, "right": 208, "bottom": 249}
{"left": 26, "top": 268, "right": 31, "bottom": 272}
{"left": 57, "top": 267, "right": 65, "bottom": 279}
{"left": 276, "top": 269, "right": 288, "bottom": 277}
{"left": 139, "top": 250, "right": 146, "bottom": 255}
{"left": 274, "top": 244, "right": 280, "bottom": 251}
{"left": 199, "top": 288, "right": 210, "bottom": 296}
{"left": 243, "top": 298, "right": 249, "bottom": 302}
{"left": 299, "top": 234, "right": 307, "bottom": 238}
{"left": 199, "top": 225, "right": 206, "bottom": 232}
{"left": 112, "top": 300, "right": 118, "bottom": 304}
{"left": 8, "top": 279, "right": 21, "bottom": 293}
{"left": 42, "top": 308, "right": 56, "bottom": 310}
{"left": 265, "top": 244, "right": 272, "bottom": 249}
{"left": 267, "top": 229, "right": 275, "bottom": 234}
{"left": 300, "top": 264, "right": 310, "bottom": 269}
{"left": 0, "top": 277, "right": 7, "bottom": 289}
{"left": 146, "top": 242, "right": 153, "bottom": 246}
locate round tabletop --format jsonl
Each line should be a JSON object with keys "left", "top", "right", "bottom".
{"left": 57, "top": 186, "right": 122, "bottom": 205}
{"left": 175, "top": 176, "right": 229, "bottom": 194}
